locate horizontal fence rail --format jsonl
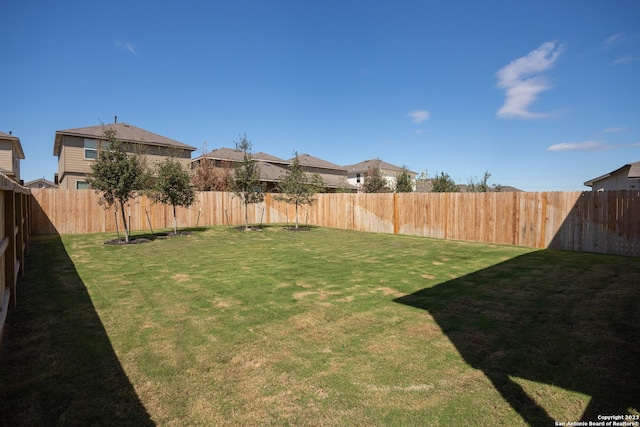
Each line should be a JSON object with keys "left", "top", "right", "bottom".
{"left": 30, "top": 189, "right": 640, "bottom": 256}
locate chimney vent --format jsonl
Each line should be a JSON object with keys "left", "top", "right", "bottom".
{"left": 9, "top": 131, "right": 12, "bottom": 135}
{"left": 114, "top": 115, "right": 118, "bottom": 124}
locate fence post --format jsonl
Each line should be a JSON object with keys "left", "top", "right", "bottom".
{"left": 393, "top": 193, "right": 399, "bottom": 234}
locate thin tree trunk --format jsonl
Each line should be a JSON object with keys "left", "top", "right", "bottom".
{"left": 295, "top": 203, "right": 299, "bottom": 229}
{"left": 173, "top": 204, "right": 177, "bottom": 235}
{"left": 244, "top": 201, "right": 249, "bottom": 229}
{"left": 119, "top": 200, "right": 130, "bottom": 243}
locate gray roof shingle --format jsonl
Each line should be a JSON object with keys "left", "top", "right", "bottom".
{"left": 290, "top": 154, "right": 346, "bottom": 172}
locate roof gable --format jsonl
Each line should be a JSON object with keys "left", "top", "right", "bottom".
{"left": 54, "top": 122, "right": 195, "bottom": 156}
{"left": 584, "top": 160, "right": 640, "bottom": 186}
{"left": 0, "top": 131, "right": 25, "bottom": 159}
{"left": 344, "top": 159, "right": 416, "bottom": 174}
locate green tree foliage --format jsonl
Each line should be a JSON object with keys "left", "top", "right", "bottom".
{"left": 394, "top": 166, "right": 414, "bottom": 193}
{"left": 431, "top": 172, "right": 460, "bottom": 193}
{"left": 152, "top": 156, "right": 196, "bottom": 235}
{"left": 362, "top": 160, "right": 391, "bottom": 193}
{"left": 231, "top": 134, "right": 265, "bottom": 229}
{"left": 467, "top": 171, "right": 504, "bottom": 192}
{"left": 275, "top": 153, "right": 324, "bottom": 229}
{"left": 86, "top": 129, "right": 148, "bottom": 243}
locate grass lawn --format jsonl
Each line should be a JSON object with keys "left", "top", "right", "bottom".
{"left": 1, "top": 226, "right": 639, "bottom": 426}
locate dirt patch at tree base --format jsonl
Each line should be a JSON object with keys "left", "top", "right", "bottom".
{"left": 234, "top": 226, "right": 264, "bottom": 232}
{"left": 103, "top": 231, "right": 192, "bottom": 245}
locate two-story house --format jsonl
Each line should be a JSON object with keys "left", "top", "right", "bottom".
{"left": 54, "top": 122, "right": 196, "bottom": 189}
{"left": 0, "top": 131, "right": 25, "bottom": 184}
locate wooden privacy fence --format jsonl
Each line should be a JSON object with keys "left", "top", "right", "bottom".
{"left": 0, "top": 175, "right": 31, "bottom": 342}
{"left": 30, "top": 189, "right": 640, "bottom": 256}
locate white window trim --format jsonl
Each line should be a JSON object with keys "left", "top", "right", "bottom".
{"left": 84, "top": 139, "right": 98, "bottom": 160}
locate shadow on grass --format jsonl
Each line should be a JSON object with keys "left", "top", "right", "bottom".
{"left": 394, "top": 250, "right": 640, "bottom": 426}
{"left": 0, "top": 235, "right": 154, "bottom": 426}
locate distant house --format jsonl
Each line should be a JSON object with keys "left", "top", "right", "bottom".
{"left": 344, "top": 159, "right": 417, "bottom": 192}
{"left": 191, "top": 147, "right": 290, "bottom": 191}
{"left": 54, "top": 122, "right": 196, "bottom": 189}
{"left": 584, "top": 161, "right": 640, "bottom": 191}
{"left": 0, "top": 131, "right": 25, "bottom": 183}
{"left": 191, "top": 148, "right": 356, "bottom": 192}
{"left": 24, "top": 178, "right": 58, "bottom": 189}
{"left": 289, "top": 154, "right": 354, "bottom": 192}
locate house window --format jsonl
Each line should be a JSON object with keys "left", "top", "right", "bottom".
{"left": 76, "top": 180, "right": 89, "bottom": 189}
{"left": 84, "top": 139, "right": 98, "bottom": 159}
{"left": 356, "top": 173, "right": 361, "bottom": 183}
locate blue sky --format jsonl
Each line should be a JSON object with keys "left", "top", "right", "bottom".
{"left": 2, "top": 0, "right": 639, "bottom": 191}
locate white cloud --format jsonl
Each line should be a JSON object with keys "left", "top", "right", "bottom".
{"left": 603, "top": 33, "right": 625, "bottom": 49}
{"left": 115, "top": 40, "right": 136, "bottom": 54}
{"left": 613, "top": 55, "right": 640, "bottom": 65}
{"left": 601, "top": 127, "right": 627, "bottom": 133}
{"left": 496, "top": 41, "right": 564, "bottom": 119}
{"left": 546, "top": 141, "right": 605, "bottom": 152}
{"left": 408, "top": 110, "right": 430, "bottom": 123}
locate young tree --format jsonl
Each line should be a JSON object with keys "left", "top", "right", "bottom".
{"left": 192, "top": 143, "right": 233, "bottom": 191}
{"left": 152, "top": 156, "right": 196, "bottom": 235}
{"left": 334, "top": 176, "right": 353, "bottom": 193}
{"left": 394, "top": 166, "right": 414, "bottom": 193}
{"left": 231, "top": 134, "right": 265, "bottom": 229}
{"left": 362, "top": 160, "right": 390, "bottom": 193}
{"left": 431, "top": 172, "right": 460, "bottom": 193}
{"left": 86, "top": 129, "right": 148, "bottom": 243}
{"left": 275, "top": 152, "right": 324, "bottom": 229}
{"left": 192, "top": 157, "right": 233, "bottom": 191}
{"left": 414, "top": 170, "right": 432, "bottom": 192}
{"left": 467, "top": 170, "right": 491, "bottom": 193}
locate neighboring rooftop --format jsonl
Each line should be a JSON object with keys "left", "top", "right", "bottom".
{"left": 292, "top": 154, "right": 347, "bottom": 172}
{"left": 24, "top": 177, "right": 58, "bottom": 189}
{"left": 584, "top": 160, "right": 640, "bottom": 187}
{"left": 344, "top": 159, "right": 416, "bottom": 174}
{"left": 197, "top": 147, "right": 289, "bottom": 164}
{"left": 54, "top": 122, "right": 196, "bottom": 156}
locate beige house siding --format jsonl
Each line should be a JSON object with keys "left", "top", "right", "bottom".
{"left": 57, "top": 136, "right": 93, "bottom": 186}
{"left": 140, "top": 145, "right": 192, "bottom": 169}
{"left": 0, "top": 141, "right": 14, "bottom": 172}
{"left": 60, "top": 172, "right": 91, "bottom": 190}
{"left": 0, "top": 140, "right": 23, "bottom": 182}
